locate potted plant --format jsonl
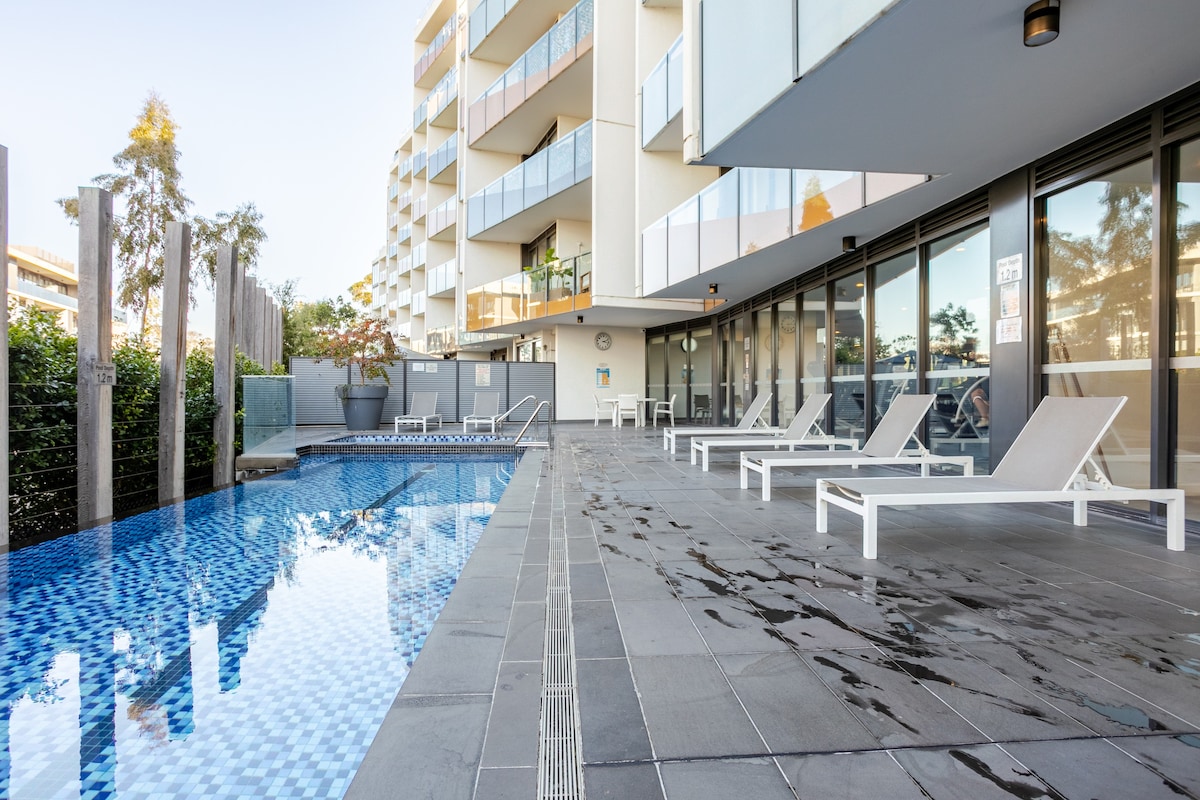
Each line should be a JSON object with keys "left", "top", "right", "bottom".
{"left": 317, "top": 317, "right": 402, "bottom": 430}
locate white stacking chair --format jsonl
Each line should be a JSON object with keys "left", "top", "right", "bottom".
{"left": 653, "top": 394, "right": 676, "bottom": 428}
{"left": 615, "top": 393, "right": 639, "bottom": 427}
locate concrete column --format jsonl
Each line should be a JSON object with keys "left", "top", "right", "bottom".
{"left": 158, "top": 222, "right": 190, "bottom": 504}
{"left": 243, "top": 275, "right": 258, "bottom": 364}
{"left": 213, "top": 245, "right": 239, "bottom": 487}
{"left": 1, "top": 145, "right": 8, "bottom": 545}
{"left": 77, "top": 187, "right": 114, "bottom": 528}
{"left": 260, "top": 290, "right": 271, "bottom": 367}
{"left": 275, "top": 304, "right": 284, "bottom": 367}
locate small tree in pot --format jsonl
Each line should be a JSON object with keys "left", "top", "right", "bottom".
{"left": 317, "top": 317, "right": 401, "bottom": 429}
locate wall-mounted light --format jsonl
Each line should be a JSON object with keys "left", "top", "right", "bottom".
{"left": 708, "top": 283, "right": 718, "bottom": 294}
{"left": 842, "top": 236, "right": 857, "bottom": 252}
{"left": 1023, "top": 0, "right": 1060, "bottom": 47}
{"left": 576, "top": 315, "right": 584, "bottom": 324}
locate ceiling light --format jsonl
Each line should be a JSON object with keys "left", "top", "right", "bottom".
{"left": 1023, "top": 0, "right": 1060, "bottom": 47}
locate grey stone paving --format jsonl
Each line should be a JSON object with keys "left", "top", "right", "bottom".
{"left": 344, "top": 422, "right": 1200, "bottom": 800}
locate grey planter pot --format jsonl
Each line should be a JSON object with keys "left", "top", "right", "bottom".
{"left": 341, "top": 385, "right": 389, "bottom": 430}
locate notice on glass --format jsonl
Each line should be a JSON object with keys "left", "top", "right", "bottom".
{"left": 996, "top": 317, "right": 1022, "bottom": 344}
{"left": 996, "top": 253, "right": 1023, "bottom": 284}
{"left": 596, "top": 367, "right": 610, "bottom": 388}
{"left": 475, "top": 363, "right": 491, "bottom": 386}
{"left": 1000, "top": 282, "right": 1021, "bottom": 318}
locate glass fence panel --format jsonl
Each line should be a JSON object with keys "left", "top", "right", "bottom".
{"left": 503, "top": 169, "right": 524, "bottom": 221}
{"left": 865, "top": 172, "right": 926, "bottom": 204}
{"left": 524, "top": 149, "right": 548, "bottom": 208}
{"left": 668, "top": 196, "right": 700, "bottom": 286}
{"left": 699, "top": 171, "right": 740, "bottom": 272}
{"left": 548, "top": 134, "right": 576, "bottom": 196}
{"left": 243, "top": 376, "right": 295, "bottom": 456}
{"left": 739, "top": 168, "right": 791, "bottom": 257}
{"left": 575, "top": 122, "right": 592, "bottom": 180}
{"left": 796, "top": 0, "right": 892, "bottom": 77}
{"left": 793, "top": 169, "right": 862, "bottom": 233}
{"left": 643, "top": 216, "right": 669, "bottom": 295}
{"left": 642, "top": 57, "right": 668, "bottom": 148}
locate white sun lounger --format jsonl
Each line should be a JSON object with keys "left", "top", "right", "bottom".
{"left": 463, "top": 392, "right": 502, "bottom": 432}
{"left": 739, "top": 394, "right": 973, "bottom": 501}
{"left": 691, "top": 393, "right": 858, "bottom": 471}
{"left": 394, "top": 391, "right": 442, "bottom": 433}
{"left": 815, "top": 395, "right": 1186, "bottom": 559}
{"left": 663, "top": 392, "right": 775, "bottom": 454}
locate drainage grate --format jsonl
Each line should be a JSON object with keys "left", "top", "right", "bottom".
{"left": 537, "top": 511, "right": 585, "bottom": 799}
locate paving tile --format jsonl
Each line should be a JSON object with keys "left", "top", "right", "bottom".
{"left": 1005, "top": 738, "right": 1195, "bottom": 799}
{"left": 776, "top": 751, "right": 929, "bottom": 800}
{"left": 479, "top": 663, "right": 542, "bottom": 768}
{"left": 717, "top": 651, "right": 878, "bottom": 753}
{"left": 891, "top": 744, "right": 1061, "bottom": 799}
{"left": 630, "top": 655, "right": 766, "bottom": 759}
{"left": 1111, "top": 734, "right": 1200, "bottom": 797}
{"left": 576, "top": 657, "right": 655, "bottom": 763}
{"left": 501, "top": 601, "right": 546, "bottom": 662}
{"left": 399, "top": 621, "right": 507, "bottom": 696}
{"left": 659, "top": 757, "right": 795, "bottom": 800}
{"left": 615, "top": 599, "right": 708, "bottom": 656}
{"left": 583, "top": 763, "right": 665, "bottom": 800}
{"left": 474, "top": 767, "right": 537, "bottom": 799}
{"left": 681, "top": 596, "right": 794, "bottom": 655}
{"left": 572, "top": 600, "right": 626, "bottom": 659}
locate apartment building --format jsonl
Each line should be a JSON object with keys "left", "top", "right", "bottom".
{"left": 375, "top": 0, "right": 1200, "bottom": 527}
{"left": 7, "top": 245, "right": 79, "bottom": 333}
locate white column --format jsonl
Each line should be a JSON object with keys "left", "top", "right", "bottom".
{"left": 158, "top": 221, "right": 190, "bottom": 504}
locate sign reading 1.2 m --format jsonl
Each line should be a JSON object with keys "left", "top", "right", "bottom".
{"left": 93, "top": 362, "right": 117, "bottom": 386}
{"left": 996, "top": 253, "right": 1023, "bottom": 284}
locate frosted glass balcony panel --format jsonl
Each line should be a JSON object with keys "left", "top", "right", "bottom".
{"left": 643, "top": 216, "right": 669, "bottom": 295}
{"left": 668, "top": 196, "right": 700, "bottom": 286}
{"left": 739, "top": 168, "right": 792, "bottom": 257}
{"left": 796, "top": 0, "right": 892, "bottom": 77}
{"left": 699, "top": 171, "right": 740, "bottom": 272}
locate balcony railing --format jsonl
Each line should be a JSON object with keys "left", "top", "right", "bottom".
{"left": 641, "top": 167, "right": 927, "bottom": 294}
{"left": 429, "top": 132, "right": 458, "bottom": 180}
{"left": 468, "top": 0, "right": 518, "bottom": 54}
{"left": 413, "top": 148, "right": 428, "bottom": 177}
{"left": 397, "top": 288, "right": 412, "bottom": 308}
{"left": 398, "top": 254, "right": 413, "bottom": 276}
{"left": 398, "top": 189, "right": 412, "bottom": 212}
{"left": 641, "top": 34, "right": 683, "bottom": 149}
{"left": 397, "top": 223, "right": 412, "bottom": 245}
{"left": 415, "top": 13, "right": 457, "bottom": 85}
{"left": 466, "top": 121, "right": 592, "bottom": 238}
{"left": 389, "top": 212, "right": 400, "bottom": 229}
{"left": 388, "top": 182, "right": 400, "bottom": 200}
{"left": 428, "top": 258, "right": 456, "bottom": 297}
{"left": 15, "top": 280, "right": 77, "bottom": 310}
{"left": 399, "top": 156, "right": 413, "bottom": 181}
{"left": 467, "top": 0, "right": 593, "bottom": 145}
{"left": 388, "top": 242, "right": 400, "bottom": 258}
{"left": 429, "top": 196, "right": 457, "bottom": 238}
{"left": 465, "top": 252, "right": 592, "bottom": 332}
{"left": 421, "top": 66, "right": 458, "bottom": 125}
{"left": 413, "top": 194, "right": 427, "bottom": 221}
{"left": 414, "top": 99, "right": 428, "bottom": 130}
{"left": 412, "top": 290, "right": 427, "bottom": 316}
{"left": 426, "top": 323, "right": 456, "bottom": 354}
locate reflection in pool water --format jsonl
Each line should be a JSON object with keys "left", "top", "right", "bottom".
{"left": 0, "top": 454, "right": 514, "bottom": 799}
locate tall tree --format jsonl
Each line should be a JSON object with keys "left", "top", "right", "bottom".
{"left": 192, "top": 202, "right": 268, "bottom": 289}
{"left": 59, "top": 92, "right": 191, "bottom": 332}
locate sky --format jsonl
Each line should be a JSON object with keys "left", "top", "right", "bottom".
{"left": 2, "top": 0, "right": 422, "bottom": 336}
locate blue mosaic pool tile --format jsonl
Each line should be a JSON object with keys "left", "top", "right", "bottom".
{"left": 1, "top": 453, "right": 515, "bottom": 798}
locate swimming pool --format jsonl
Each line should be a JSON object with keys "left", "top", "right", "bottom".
{"left": 0, "top": 453, "right": 515, "bottom": 799}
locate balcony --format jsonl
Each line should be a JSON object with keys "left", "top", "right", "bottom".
{"left": 427, "top": 258, "right": 457, "bottom": 297}
{"left": 469, "top": 0, "right": 579, "bottom": 61}
{"left": 413, "top": 99, "right": 428, "bottom": 131}
{"left": 641, "top": 34, "right": 683, "bottom": 151}
{"left": 397, "top": 224, "right": 412, "bottom": 245}
{"left": 465, "top": 251, "right": 592, "bottom": 332}
{"left": 413, "top": 194, "right": 427, "bottom": 222}
{"left": 397, "top": 288, "right": 412, "bottom": 309}
{"left": 389, "top": 212, "right": 400, "bottom": 230}
{"left": 398, "top": 254, "right": 413, "bottom": 276}
{"left": 415, "top": 13, "right": 458, "bottom": 88}
{"left": 412, "top": 290, "right": 427, "bottom": 317}
{"left": 642, "top": 167, "right": 927, "bottom": 296}
{"left": 388, "top": 242, "right": 400, "bottom": 258}
{"left": 425, "top": 323, "right": 456, "bottom": 354}
{"left": 422, "top": 66, "right": 458, "bottom": 129}
{"left": 387, "top": 182, "right": 400, "bottom": 201}
{"left": 413, "top": 242, "right": 427, "bottom": 270}
{"left": 467, "top": 0, "right": 593, "bottom": 154}
{"left": 429, "top": 196, "right": 457, "bottom": 240}
{"left": 398, "top": 189, "right": 412, "bottom": 213}
{"left": 15, "top": 280, "right": 77, "bottom": 311}
{"left": 428, "top": 132, "right": 458, "bottom": 184}
{"left": 466, "top": 120, "right": 592, "bottom": 242}
{"left": 399, "top": 156, "right": 413, "bottom": 181}
{"left": 413, "top": 148, "right": 428, "bottom": 178}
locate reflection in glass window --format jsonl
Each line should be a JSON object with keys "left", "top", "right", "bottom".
{"left": 1044, "top": 158, "right": 1152, "bottom": 492}
{"left": 872, "top": 252, "right": 918, "bottom": 423}
{"left": 800, "top": 286, "right": 827, "bottom": 405}
{"left": 832, "top": 273, "right": 866, "bottom": 442}
{"left": 1173, "top": 138, "right": 1200, "bottom": 517}
{"left": 775, "top": 298, "right": 798, "bottom": 425}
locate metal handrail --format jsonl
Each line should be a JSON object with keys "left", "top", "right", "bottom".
{"left": 514, "top": 401, "right": 553, "bottom": 449}
{"left": 492, "top": 394, "right": 537, "bottom": 427}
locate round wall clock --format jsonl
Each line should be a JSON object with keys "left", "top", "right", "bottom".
{"left": 780, "top": 314, "right": 797, "bottom": 334}
{"left": 594, "top": 331, "right": 613, "bottom": 351}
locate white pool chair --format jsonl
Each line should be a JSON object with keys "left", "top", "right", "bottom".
{"left": 463, "top": 392, "right": 502, "bottom": 432}
{"left": 691, "top": 393, "right": 858, "bottom": 471}
{"left": 653, "top": 394, "right": 676, "bottom": 428}
{"left": 816, "top": 395, "right": 1186, "bottom": 559}
{"left": 739, "top": 394, "right": 973, "bottom": 501}
{"left": 663, "top": 392, "right": 776, "bottom": 454}
{"left": 394, "top": 391, "right": 441, "bottom": 433}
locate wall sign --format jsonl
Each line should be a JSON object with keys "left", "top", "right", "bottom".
{"left": 996, "top": 253, "right": 1023, "bottom": 284}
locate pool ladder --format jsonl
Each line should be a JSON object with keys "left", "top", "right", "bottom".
{"left": 513, "top": 400, "right": 553, "bottom": 449}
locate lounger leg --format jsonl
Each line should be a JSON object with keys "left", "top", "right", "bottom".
{"left": 703, "top": 449, "right": 710, "bottom": 472}
{"left": 1073, "top": 500, "right": 1088, "bottom": 527}
{"left": 863, "top": 501, "right": 878, "bottom": 559}
{"left": 740, "top": 462, "right": 749, "bottom": 490}
{"left": 1167, "top": 495, "right": 1185, "bottom": 551}
{"left": 663, "top": 431, "right": 669, "bottom": 451}
{"left": 762, "top": 466, "right": 772, "bottom": 502}
{"left": 921, "top": 463, "right": 930, "bottom": 477}
{"left": 816, "top": 486, "right": 828, "bottom": 533}
{"left": 691, "top": 445, "right": 698, "bottom": 466}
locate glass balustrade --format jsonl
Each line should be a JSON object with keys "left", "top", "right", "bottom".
{"left": 466, "top": 121, "right": 593, "bottom": 238}
{"left": 642, "top": 167, "right": 928, "bottom": 293}
{"left": 468, "top": 0, "right": 593, "bottom": 144}
{"left": 468, "top": 0, "right": 520, "bottom": 54}
{"left": 641, "top": 34, "right": 683, "bottom": 148}
{"left": 429, "top": 132, "right": 458, "bottom": 180}
{"left": 429, "top": 196, "right": 457, "bottom": 237}
{"left": 422, "top": 66, "right": 458, "bottom": 124}
{"left": 415, "top": 14, "right": 457, "bottom": 85}
{"left": 427, "top": 258, "right": 456, "bottom": 296}
{"left": 464, "top": 252, "right": 593, "bottom": 331}
{"left": 397, "top": 224, "right": 412, "bottom": 245}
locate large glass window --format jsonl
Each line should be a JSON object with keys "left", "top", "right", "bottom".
{"left": 667, "top": 331, "right": 689, "bottom": 424}
{"left": 646, "top": 335, "right": 666, "bottom": 410}
{"left": 871, "top": 252, "right": 918, "bottom": 424}
{"left": 926, "top": 223, "right": 991, "bottom": 467}
{"left": 832, "top": 272, "right": 866, "bottom": 442}
{"left": 775, "top": 298, "right": 798, "bottom": 425}
{"left": 755, "top": 309, "right": 775, "bottom": 422}
{"left": 1173, "top": 138, "right": 1200, "bottom": 517}
{"left": 689, "top": 329, "right": 714, "bottom": 423}
{"left": 800, "top": 286, "right": 828, "bottom": 416}
{"left": 1044, "top": 158, "right": 1153, "bottom": 491}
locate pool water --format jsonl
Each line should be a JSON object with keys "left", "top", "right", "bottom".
{"left": 0, "top": 453, "right": 515, "bottom": 799}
